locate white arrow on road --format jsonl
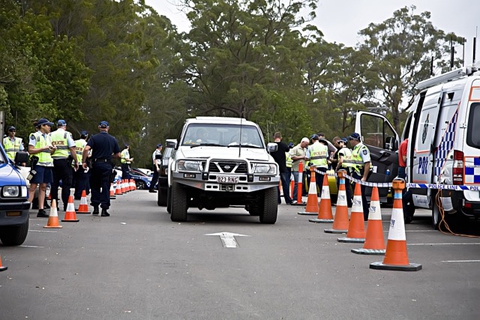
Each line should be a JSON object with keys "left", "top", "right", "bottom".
{"left": 205, "top": 232, "right": 249, "bottom": 248}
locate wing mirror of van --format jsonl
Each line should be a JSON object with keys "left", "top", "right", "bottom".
{"left": 14, "top": 151, "right": 29, "bottom": 165}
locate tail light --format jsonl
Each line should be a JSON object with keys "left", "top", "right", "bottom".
{"left": 452, "top": 150, "right": 464, "bottom": 185}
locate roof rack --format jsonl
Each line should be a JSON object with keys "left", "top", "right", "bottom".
{"left": 416, "top": 67, "right": 476, "bottom": 91}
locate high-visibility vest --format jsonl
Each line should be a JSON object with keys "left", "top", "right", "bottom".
{"left": 285, "top": 152, "right": 293, "bottom": 168}
{"left": 75, "top": 139, "right": 87, "bottom": 165}
{"left": 50, "top": 130, "right": 72, "bottom": 159}
{"left": 351, "top": 143, "right": 370, "bottom": 174}
{"left": 308, "top": 142, "right": 328, "bottom": 168}
{"left": 121, "top": 149, "right": 130, "bottom": 164}
{"left": 3, "top": 137, "right": 22, "bottom": 161}
{"left": 339, "top": 147, "right": 354, "bottom": 169}
{"left": 32, "top": 132, "right": 54, "bottom": 167}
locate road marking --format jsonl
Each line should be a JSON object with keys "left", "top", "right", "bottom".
{"left": 442, "top": 260, "right": 480, "bottom": 263}
{"left": 29, "top": 230, "right": 58, "bottom": 233}
{"left": 205, "top": 232, "right": 249, "bottom": 248}
{"left": 408, "top": 243, "right": 480, "bottom": 246}
{"left": 20, "top": 245, "right": 44, "bottom": 248}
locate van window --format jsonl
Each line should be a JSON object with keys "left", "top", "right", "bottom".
{"left": 360, "top": 114, "right": 397, "bottom": 150}
{"left": 467, "top": 103, "right": 480, "bottom": 148}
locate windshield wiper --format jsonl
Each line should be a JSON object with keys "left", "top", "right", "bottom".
{"left": 190, "top": 143, "right": 223, "bottom": 148}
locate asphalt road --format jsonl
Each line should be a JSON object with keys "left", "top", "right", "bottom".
{"left": 1, "top": 191, "right": 480, "bottom": 320}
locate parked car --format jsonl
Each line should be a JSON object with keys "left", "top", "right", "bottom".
{"left": 114, "top": 166, "right": 153, "bottom": 190}
{"left": 157, "top": 139, "right": 176, "bottom": 206}
{"left": 0, "top": 150, "right": 30, "bottom": 246}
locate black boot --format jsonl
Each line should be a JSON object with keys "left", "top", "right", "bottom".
{"left": 101, "top": 208, "right": 110, "bottom": 217}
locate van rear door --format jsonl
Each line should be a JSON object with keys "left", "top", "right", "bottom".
{"left": 355, "top": 111, "right": 399, "bottom": 201}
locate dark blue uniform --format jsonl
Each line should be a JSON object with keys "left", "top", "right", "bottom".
{"left": 87, "top": 131, "right": 120, "bottom": 211}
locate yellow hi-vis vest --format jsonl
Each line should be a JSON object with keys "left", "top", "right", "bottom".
{"left": 32, "top": 132, "right": 54, "bottom": 167}
{"left": 308, "top": 142, "right": 328, "bottom": 168}
{"left": 74, "top": 139, "right": 87, "bottom": 165}
{"left": 286, "top": 152, "right": 293, "bottom": 168}
{"left": 351, "top": 143, "right": 370, "bottom": 174}
{"left": 121, "top": 149, "right": 130, "bottom": 164}
{"left": 3, "top": 137, "right": 22, "bottom": 161}
{"left": 339, "top": 147, "right": 354, "bottom": 169}
{"left": 50, "top": 130, "right": 72, "bottom": 159}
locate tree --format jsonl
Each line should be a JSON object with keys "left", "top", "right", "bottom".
{"left": 358, "top": 5, "right": 465, "bottom": 130}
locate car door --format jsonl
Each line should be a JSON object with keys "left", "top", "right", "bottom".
{"left": 355, "top": 111, "right": 399, "bottom": 201}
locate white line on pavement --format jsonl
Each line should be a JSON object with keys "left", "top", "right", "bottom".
{"left": 442, "top": 260, "right": 480, "bottom": 263}
{"left": 408, "top": 243, "right": 480, "bottom": 246}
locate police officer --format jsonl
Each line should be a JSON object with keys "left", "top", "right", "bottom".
{"left": 28, "top": 118, "right": 56, "bottom": 217}
{"left": 149, "top": 143, "right": 162, "bottom": 193}
{"left": 335, "top": 138, "right": 353, "bottom": 207}
{"left": 50, "top": 120, "right": 78, "bottom": 211}
{"left": 307, "top": 134, "right": 329, "bottom": 196}
{"left": 120, "top": 144, "right": 133, "bottom": 179}
{"left": 82, "top": 121, "right": 120, "bottom": 216}
{"left": 270, "top": 132, "right": 293, "bottom": 204}
{"left": 348, "top": 132, "right": 372, "bottom": 220}
{"left": 74, "top": 131, "right": 90, "bottom": 200}
{"left": 3, "top": 126, "right": 25, "bottom": 165}
{"left": 289, "top": 137, "right": 309, "bottom": 204}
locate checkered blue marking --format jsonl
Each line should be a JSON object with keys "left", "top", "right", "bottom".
{"left": 434, "top": 110, "right": 458, "bottom": 177}
{"left": 465, "top": 158, "right": 480, "bottom": 184}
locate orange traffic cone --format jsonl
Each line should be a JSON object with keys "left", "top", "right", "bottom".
{"left": 110, "top": 183, "right": 116, "bottom": 199}
{"left": 338, "top": 183, "right": 365, "bottom": 243}
{"left": 325, "top": 170, "right": 349, "bottom": 234}
{"left": 76, "top": 190, "right": 91, "bottom": 214}
{"left": 0, "top": 254, "right": 7, "bottom": 272}
{"left": 310, "top": 171, "right": 334, "bottom": 223}
{"left": 62, "top": 195, "right": 79, "bottom": 222}
{"left": 133, "top": 178, "right": 137, "bottom": 191}
{"left": 130, "top": 179, "right": 135, "bottom": 191}
{"left": 44, "top": 199, "right": 62, "bottom": 229}
{"left": 298, "top": 167, "right": 319, "bottom": 215}
{"left": 370, "top": 179, "right": 422, "bottom": 271}
{"left": 121, "top": 179, "right": 126, "bottom": 194}
{"left": 352, "top": 186, "right": 385, "bottom": 255}
{"left": 290, "top": 177, "right": 294, "bottom": 200}
{"left": 116, "top": 180, "right": 122, "bottom": 196}
{"left": 292, "top": 162, "right": 305, "bottom": 206}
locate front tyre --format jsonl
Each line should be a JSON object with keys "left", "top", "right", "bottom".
{"left": 259, "top": 188, "right": 278, "bottom": 224}
{"left": 0, "top": 219, "right": 29, "bottom": 246}
{"left": 171, "top": 182, "right": 188, "bottom": 222}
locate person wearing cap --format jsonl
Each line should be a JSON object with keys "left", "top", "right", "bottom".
{"left": 270, "top": 132, "right": 293, "bottom": 204}
{"left": 289, "top": 137, "right": 310, "bottom": 204}
{"left": 307, "top": 134, "right": 329, "bottom": 197}
{"left": 334, "top": 137, "right": 353, "bottom": 207}
{"left": 3, "top": 126, "right": 25, "bottom": 165}
{"left": 348, "top": 132, "right": 372, "bottom": 220}
{"left": 50, "top": 120, "right": 78, "bottom": 211}
{"left": 149, "top": 143, "right": 163, "bottom": 193}
{"left": 74, "top": 131, "right": 90, "bottom": 200}
{"left": 28, "top": 118, "right": 56, "bottom": 217}
{"left": 120, "top": 144, "right": 134, "bottom": 180}
{"left": 81, "top": 121, "right": 121, "bottom": 216}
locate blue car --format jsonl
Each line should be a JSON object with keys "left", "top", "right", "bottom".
{"left": 0, "top": 147, "right": 30, "bottom": 246}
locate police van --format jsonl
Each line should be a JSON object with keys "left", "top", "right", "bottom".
{"left": 357, "top": 65, "right": 480, "bottom": 229}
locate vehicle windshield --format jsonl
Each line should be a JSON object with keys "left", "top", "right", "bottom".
{"left": 181, "top": 124, "right": 264, "bottom": 148}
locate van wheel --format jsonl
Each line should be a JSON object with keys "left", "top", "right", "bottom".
{"left": 432, "top": 192, "right": 457, "bottom": 230}
{"left": 171, "top": 182, "right": 187, "bottom": 222}
{"left": 157, "top": 188, "right": 167, "bottom": 206}
{"left": 166, "top": 186, "right": 172, "bottom": 213}
{"left": 0, "top": 219, "right": 29, "bottom": 246}
{"left": 259, "top": 188, "right": 278, "bottom": 224}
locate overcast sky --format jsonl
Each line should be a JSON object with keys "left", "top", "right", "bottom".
{"left": 148, "top": 0, "right": 479, "bottom": 65}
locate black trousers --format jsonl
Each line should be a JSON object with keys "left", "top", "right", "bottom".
{"left": 51, "top": 158, "right": 73, "bottom": 210}
{"left": 351, "top": 171, "right": 369, "bottom": 221}
{"left": 90, "top": 162, "right": 112, "bottom": 209}
{"left": 150, "top": 169, "right": 159, "bottom": 191}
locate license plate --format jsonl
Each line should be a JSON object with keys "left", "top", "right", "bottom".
{"left": 217, "top": 175, "right": 238, "bottom": 184}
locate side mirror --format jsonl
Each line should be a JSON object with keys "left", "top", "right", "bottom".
{"left": 14, "top": 151, "right": 29, "bottom": 164}
{"left": 267, "top": 142, "right": 278, "bottom": 153}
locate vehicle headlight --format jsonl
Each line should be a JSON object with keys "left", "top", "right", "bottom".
{"left": 177, "top": 160, "right": 203, "bottom": 172}
{"left": 252, "top": 163, "right": 277, "bottom": 175}
{"left": 2, "top": 186, "right": 21, "bottom": 197}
